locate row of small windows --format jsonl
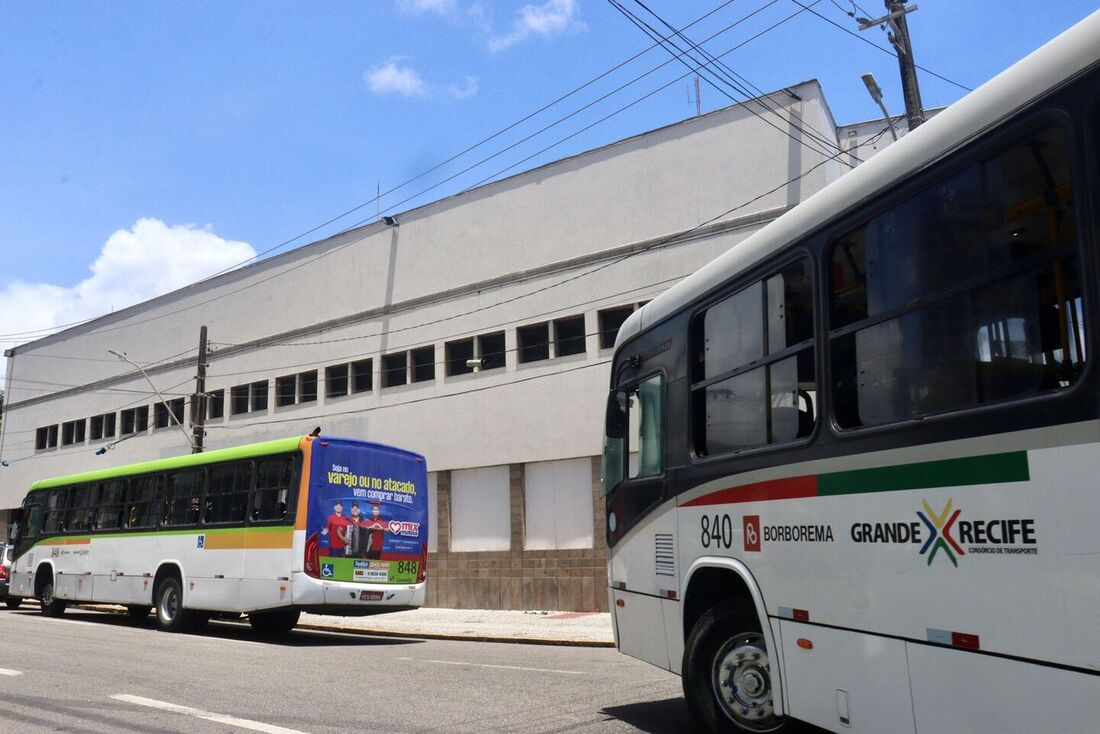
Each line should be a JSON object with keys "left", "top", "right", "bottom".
{"left": 33, "top": 304, "right": 642, "bottom": 451}
{"left": 20, "top": 455, "right": 298, "bottom": 538}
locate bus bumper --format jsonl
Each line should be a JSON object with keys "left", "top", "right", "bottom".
{"left": 291, "top": 572, "right": 425, "bottom": 612}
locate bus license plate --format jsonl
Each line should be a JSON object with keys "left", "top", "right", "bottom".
{"left": 360, "top": 590, "right": 384, "bottom": 601}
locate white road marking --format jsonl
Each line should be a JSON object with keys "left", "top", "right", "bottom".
{"left": 0, "top": 668, "right": 23, "bottom": 677}
{"left": 398, "top": 656, "right": 588, "bottom": 676}
{"left": 33, "top": 617, "right": 100, "bottom": 627}
{"left": 111, "top": 695, "right": 307, "bottom": 734}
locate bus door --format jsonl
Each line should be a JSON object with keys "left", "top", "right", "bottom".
{"left": 604, "top": 374, "right": 679, "bottom": 671}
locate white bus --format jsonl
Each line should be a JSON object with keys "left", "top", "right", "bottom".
{"left": 602, "top": 12, "right": 1100, "bottom": 734}
{"left": 6, "top": 434, "right": 428, "bottom": 634}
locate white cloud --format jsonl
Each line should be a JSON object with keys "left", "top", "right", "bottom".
{"left": 447, "top": 76, "right": 479, "bottom": 99}
{"left": 365, "top": 59, "right": 429, "bottom": 97}
{"left": 364, "top": 59, "right": 477, "bottom": 101}
{"left": 489, "top": 0, "right": 586, "bottom": 52}
{"left": 397, "top": 0, "right": 457, "bottom": 14}
{"left": 0, "top": 218, "right": 255, "bottom": 375}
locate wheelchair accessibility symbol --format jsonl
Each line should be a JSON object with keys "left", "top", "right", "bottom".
{"left": 197, "top": 535, "right": 205, "bottom": 549}
{"left": 321, "top": 563, "right": 335, "bottom": 579}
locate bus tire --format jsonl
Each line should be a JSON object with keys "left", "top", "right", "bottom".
{"left": 126, "top": 605, "right": 151, "bottom": 620}
{"left": 38, "top": 580, "right": 67, "bottom": 618}
{"left": 249, "top": 609, "right": 300, "bottom": 636}
{"left": 154, "top": 577, "right": 194, "bottom": 633}
{"left": 5, "top": 598, "right": 22, "bottom": 610}
{"left": 682, "top": 601, "right": 786, "bottom": 733}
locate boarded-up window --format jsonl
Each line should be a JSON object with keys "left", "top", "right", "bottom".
{"left": 450, "top": 466, "right": 510, "bottom": 552}
{"left": 523, "top": 458, "right": 593, "bottom": 550}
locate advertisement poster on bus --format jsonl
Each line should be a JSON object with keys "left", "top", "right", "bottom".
{"left": 306, "top": 438, "right": 428, "bottom": 585}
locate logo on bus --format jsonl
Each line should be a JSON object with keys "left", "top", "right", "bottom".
{"left": 743, "top": 515, "right": 761, "bottom": 552}
{"left": 849, "top": 498, "right": 1037, "bottom": 567}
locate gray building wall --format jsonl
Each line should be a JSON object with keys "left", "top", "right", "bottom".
{"left": 0, "top": 81, "right": 866, "bottom": 609}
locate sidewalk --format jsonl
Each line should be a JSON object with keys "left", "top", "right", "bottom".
{"left": 71, "top": 602, "right": 616, "bottom": 647}
{"left": 299, "top": 607, "right": 615, "bottom": 647}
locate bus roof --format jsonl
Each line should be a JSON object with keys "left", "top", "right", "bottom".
{"left": 616, "top": 10, "right": 1100, "bottom": 351}
{"left": 29, "top": 436, "right": 305, "bottom": 491}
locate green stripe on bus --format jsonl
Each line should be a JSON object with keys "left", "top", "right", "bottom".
{"left": 817, "top": 451, "right": 1030, "bottom": 497}
{"left": 29, "top": 437, "right": 303, "bottom": 490}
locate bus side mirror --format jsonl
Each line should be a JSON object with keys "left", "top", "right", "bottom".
{"left": 605, "top": 390, "right": 628, "bottom": 439}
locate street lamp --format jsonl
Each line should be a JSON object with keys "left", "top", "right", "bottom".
{"left": 107, "top": 349, "right": 194, "bottom": 451}
{"left": 861, "top": 73, "right": 899, "bottom": 142}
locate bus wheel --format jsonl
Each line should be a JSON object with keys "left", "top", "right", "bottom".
{"left": 683, "top": 602, "right": 786, "bottom": 733}
{"left": 249, "top": 609, "right": 300, "bottom": 636}
{"left": 5, "top": 598, "right": 22, "bottom": 610}
{"left": 126, "top": 605, "right": 151, "bottom": 620}
{"left": 154, "top": 578, "right": 194, "bottom": 632}
{"left": 38, "top": 581, "right": 67, "bottom": 618}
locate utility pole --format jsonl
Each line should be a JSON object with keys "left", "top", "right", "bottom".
{"left": 192, "top": 325, "right": 208, "bottom": 453}
{"left": 859, "top": 1, "right": 925, "bottom": 132}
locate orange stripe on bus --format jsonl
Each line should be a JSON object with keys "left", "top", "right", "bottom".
{"left": 202, "top": 530, "right": 293, "bottom": 550}
{"left": 56, "top": 537, "right": 91, "bottom": 545}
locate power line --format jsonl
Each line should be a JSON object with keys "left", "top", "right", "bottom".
{"left": 609, "top": 0, "right": 854, "bottom": 164}
{"left": 0, "top": 1, "right": 747, "bottom": 344}
{"left": 789, "top": 0, "right": 973, "bottom": 92}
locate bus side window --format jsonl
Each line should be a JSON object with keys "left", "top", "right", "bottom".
{"left": 252, "top": 456, "right": 296, "bottom": 522}
{"left": 691, "top": 257, "right": 816, "bottom": 456}
{"left": 830, "top": 124, "right": 1084, "bottom": 428}
{"left": 205, "top": 462, "right": 252, "bottom": 525}
{"left": 164, "top": 470, "right": 204, "bottom": 527}
{"left": 43, "top": 489, "right": 64, "bottom": 534}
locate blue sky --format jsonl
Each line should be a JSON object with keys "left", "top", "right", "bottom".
{"left": 1, "top": 0, "right": 1096, "bottom": 356}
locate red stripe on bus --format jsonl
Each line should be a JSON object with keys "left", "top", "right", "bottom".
{"left": 681, "top": 474, "right": 819, "bottom": 507}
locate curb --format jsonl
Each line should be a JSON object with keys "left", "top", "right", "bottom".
{"left": 67, "top": 602, "right": 616, "bottom": 648}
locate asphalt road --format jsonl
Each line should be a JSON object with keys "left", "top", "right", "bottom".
{"left": 0, "top": 606, "right": 697, "bottom": 734}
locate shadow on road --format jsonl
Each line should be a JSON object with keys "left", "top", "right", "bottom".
{"left": 14, "top": 609, "right": 422, "bottom": 647}
{"left": 600, "top": 697, "right": 691, "bottom": 733}
{"left": 602, "top": 696, "right": 829, "bottom": 734}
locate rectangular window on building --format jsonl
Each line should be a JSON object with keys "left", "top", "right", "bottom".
{"left": 275, "top": 375, "right": 297, "bottom": 407}
{"left": 207, "top": 390, "right": 225, "bottom": 420}
{"left": 154, "top": 398, "right": 185, "bottom": 429}
{"left": 382, "top": 353, "right": 408, "bottom": 388}
{"left": 450, "top": 465, "right": 511, "bottom": 552}
{"left": 252, "top": 380, "right": 269, "bottom": 411}
{"left": 524, "top": 458, "right": 594, "bottom": 550}
{"left": 90, "top": 415, "right": 104, "bottom": 441}
{"left": 47, "top": 424, "right": 58, "bottom": 448}
{"left": 299, "top": 370, "right": 318, "bottom": 403}
{"left": 326, "top": 364, "right": 350, "bottom": 398}
{"left": 553, "top": 315, "right": 586, "bottom": 357}
{"left": 36, "top": 426, "right": 53, "bottom": 451}
{"left": 411, "top": 346, "right": 435, "bottom": 383}
{"left": 231, "top": 385, "right": 250, "bottom": 415}
{"left": 480, "top": 331, "right": 506, "bottom": 371}
{"left": 446, "top": 338, "right": 475, "bottom": 376}
{"left": 598, "top": 306, "right": 635, "bottom": 349}
{"left": 517, "top": 323, "right": 550, "bottom": 363}
{"left": 351, "top": 359, "right": 373, "bottom": 393}
{"left": 121, "top": 407, "right": 148, "bottom": 435}
{"left": 61, "top": 420, "right": 84, "bottom": 446}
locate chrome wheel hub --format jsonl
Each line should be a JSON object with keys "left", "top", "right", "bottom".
{"left": 712, "top": 633, "right": 778, "bottom": 730}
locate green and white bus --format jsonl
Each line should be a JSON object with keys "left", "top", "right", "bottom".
{"left": 6, "top": 434, "right": 428, "bottom": 634}
{"left": 602, "top": 12, "right": 1100, "bottom": 734}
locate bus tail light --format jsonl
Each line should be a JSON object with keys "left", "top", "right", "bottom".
{"left": 304, "top": 532, "right": 320, "bottom": 578}
{"left": 417, "top": 543, "right": 428, "bottom": 584}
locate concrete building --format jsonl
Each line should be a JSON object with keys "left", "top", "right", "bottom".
{"left": 1, "top": 81, "right": 905, "bottom": 611}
